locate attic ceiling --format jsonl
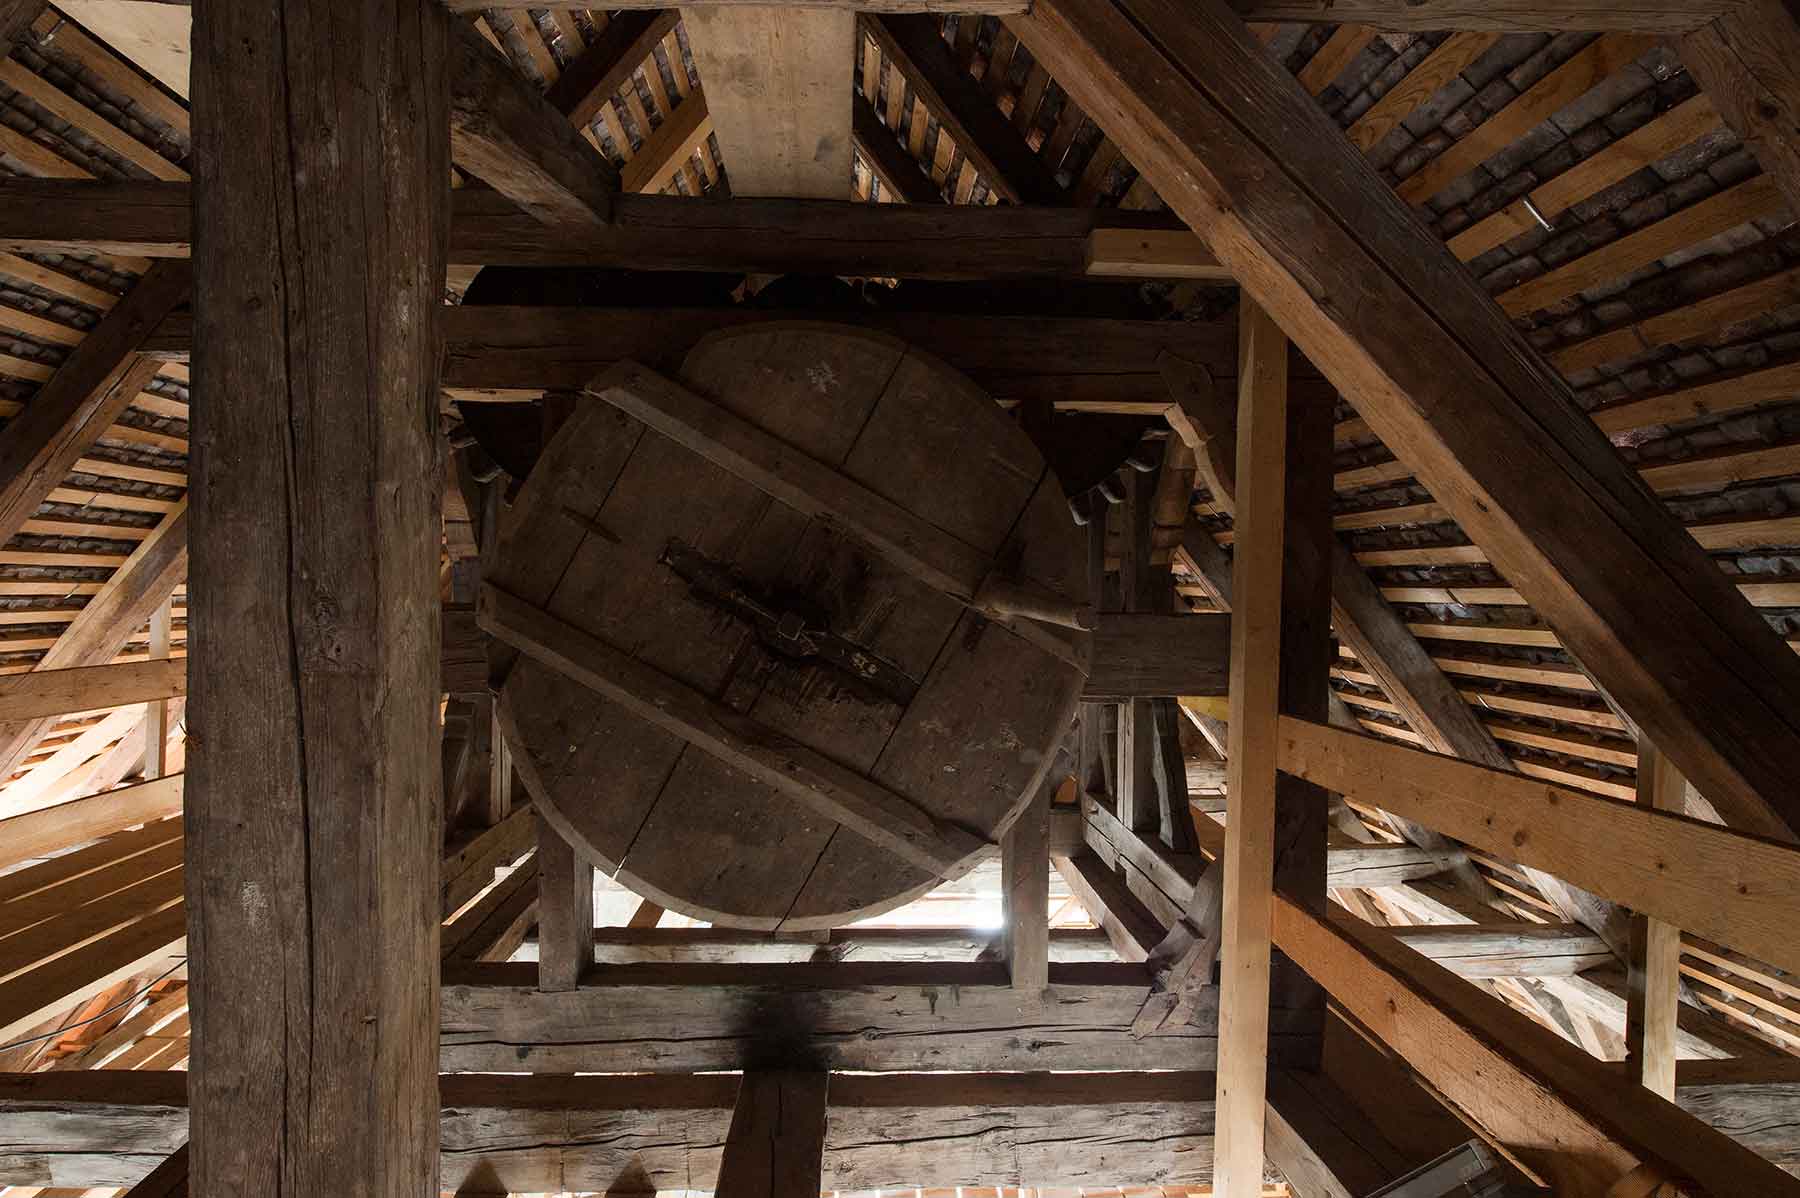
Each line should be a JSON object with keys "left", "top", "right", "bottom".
{"left": 2, "top": 0, "right": 1800, "bottom": 1157}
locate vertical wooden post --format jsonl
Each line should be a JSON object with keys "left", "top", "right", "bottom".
{"left": 141, "top": 596, "right": 171, "bottom": 779}
{"left": 1214, "top": 299, "right": 1290, "bottom": 1198}
{"left": 1002, "top": 782, "right": 1051, "bottom": 991}
{"left": 715, "top": 1071, "right": 831, "bottom": 1198}
{"left": 536, "top": 813, "right": 595, "bottom": 992}
{"left": 187, "top": 3, "right": 448, "bottom": 1195}
{"left": 1117, "top": 467, "right": 1158, "bottom": 834}
{"left": 1270, "top": 347, "right": 1335, "bottom": 1066}
{"left": 1626, "top": 742, "right": 1684, "bottom": 1099}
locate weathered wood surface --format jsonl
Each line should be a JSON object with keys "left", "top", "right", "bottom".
{"left": 1280, "top": 717, "right": 1800, "bottom": 976}
{"left": 681, "top": 7, "right": 853, "bottom": 198}
{"left": 545, "top": 925, "right": 1118, "bottom": 964}
{"left": 0, "top": 183, "right": 1229, "bottom": 280}
{"left": 1006, "top": 0, "right": 1800, "bottom": 844}
{"left": 1226, "top": 0, "right": 1733, "bottom": 28}
{"left": 0, "top": 775, "right": 181, "bottom": 871}
{"left": 496, "top": 325, "right": 1082, "bottom": 929}
{"left": 447, "top": 14, "right": 617, "bottom": 226}
{"left": 187, "top": 2, "right": 447, "bottom": 1195}
{"left": 454, "top": 0, "right": 1031, "bottom": 9}
{"left": 716, "top": 1072, "right": 829, "bottom": 1198}
{"left": 1679, "top": 3, "right": 1800, "bottom": 219}
{"left": 1276, "top": 897, "right": 1800, "bottom": 1197}
{"left": 1083, "top": 612, "right": 1228, "bottom": 698}
{"left": 440, "top": 961, "right": 1323, "bottom": 1073}
{"left": 0, "top": 1070, "right": 1243, "bottom": 1192}
{"left": 147, "top": 302, "right": 1291, "bottom": 414}
{"left": 1002, "top": 784, "right": 1052, "bottom": 990}
{"left": 534, "top": 815, "right": 593, "bottom": 992}
{"left": 0, "top": 659, "right": 186, "bottom": 723}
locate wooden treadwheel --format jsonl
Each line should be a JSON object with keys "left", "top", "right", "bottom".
{"left": 488, "top": 323, "right": 1087, "bottom": 930}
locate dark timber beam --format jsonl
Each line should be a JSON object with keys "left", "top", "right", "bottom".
{"left": 439, "top": 960, "right": 1325, "bottom": 1073}
{"left": 188, "top": 2, "right": 447, "bottom": 1194}
{"left": 1226, "top": 0, "right": 1736, "bottom": 29}
{"left": 716, "top": 1073, "right": 829, "bottom": 1198}
{"left": 447, "top": 15, "right": 619, "bottom": 226}
{"left": 1678, "top": 2, "right": 1800, "bottom": 219}
{"left": 545, "top": 10, "right": 681, "bottom": 128}
{"left": 0, "top": 182, "right": 1228, "bottom": 281}
{"left": 863, "top": 15, "right": 1065, "bottom": 205}
{"left": 1007, "top": 0, "right": 1800, "bottom": 844}
{"left": 1277, "top": 897, "right": 1800, "bottom": 1196}
{"left": 446, "top": 0, "right": 1030, "bottom": 9}
{"left": 853, "top": 93, "right": 945, "bottom": 203}
{"left": 0, "top": 1069, "right": 1237, "bottom": 1192}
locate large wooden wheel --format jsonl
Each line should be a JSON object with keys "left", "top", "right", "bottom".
{"left": 489, "top": 323, "right": 1087, "bottom": 929}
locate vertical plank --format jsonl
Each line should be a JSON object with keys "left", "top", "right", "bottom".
{"left": 716, "top": 1071, "right": 831, "bottom": 1198}
{"left": 1214, "top": 298, "right": 1289, "bottom": 1198}
{"left": 187, "top": 2, "right": 448, "bottom": 1194}
{"left": 1002, "top": 782, "right": 1051, "bottom": 991}
{"left": 1117, "top": 466, "right": 1157, "bottom": 834}
{"left": 1625, "top": 742, "right": 1684, "bottom": 1100}
{"left": 1271, "top": 351, "right": 1333, "bottom": 1064}
{"left": 536, "top": 812, "right": 595, "bottom": 992}
{"left": 142, "top": 596, "right": 172, "bottom": 780}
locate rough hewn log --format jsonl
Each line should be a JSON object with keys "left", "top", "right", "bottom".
{"left": 438, "top": 961, "right": 1323, "bottom": 1073}
{"left": 187, "top": 1, "right": 448, "bottom": 1194}
{"left": 0, "top": 1069, "right": 1240, "bottom": 1192}
{"left": 0, "top": 183, "right": 1230, "bottom": 280}
{"left": 447, "top": 15, "right": 618, "bottom": 226}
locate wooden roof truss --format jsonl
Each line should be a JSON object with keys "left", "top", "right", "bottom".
{"left": 4, "top": 0, "right": 1800, "bottom": 1194}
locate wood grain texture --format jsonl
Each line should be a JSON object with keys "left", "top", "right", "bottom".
{"left": 0, "top": 658, "right": 185, "bottom": 724}
{"left": 1680, "top": 2, "right": 1800, "bottom": 220}
{"left": 1, "top": 182, "right": 1231, "bottom": 279}
{"left": 187, "top": 2, "right": 447, "bottom": 1195}
{"left": 0, "top": 1070, "right": 1248, "bottom": 1192}
{"left": 1001, "top": 784, "right": 1051, "bottom": 990}
{"left": 534, "top": 815, "right": 593, "bottom": 992}
{"left": 1275, "top": 897, "right": 1800, "bottom": 1197}
{"left": 0, "top": 776, "right": 181, "bottom": 872}
{"left": 716, "top": 1072, "right": 829, "bottom": 1198}
{"left": 1279, "top": 717, "right": 1800, "bottom": 976}
{"left": 498, "top": 327, "right": 1079, "bottom": 930}
{"left": 447, "top": 14, "right": 619, "bottom": 225}
{"left": 440, "top": 960, "right": 1324, "bottom": 1073}
{"left": 1213, "top": 299, "right": 1287, "bottom": 1198}
{"left": 681, "top": 7, "right": 853, "bottom": 197}
{"left": 1004, "top": 0, "right": 1800, "bottom": 844}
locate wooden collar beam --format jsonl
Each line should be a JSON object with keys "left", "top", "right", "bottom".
{"left": 0, "top": 182, "right": 1226, "bottom": 281}
{"left": 1, "top": 1068, "right": 1232, "bottom": 1193}
{"left": 444, "top": 0, "right": 1730, "bottom": 23}
{"left": 438, "top": 959, "right": 1324, "bottom": 1073}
